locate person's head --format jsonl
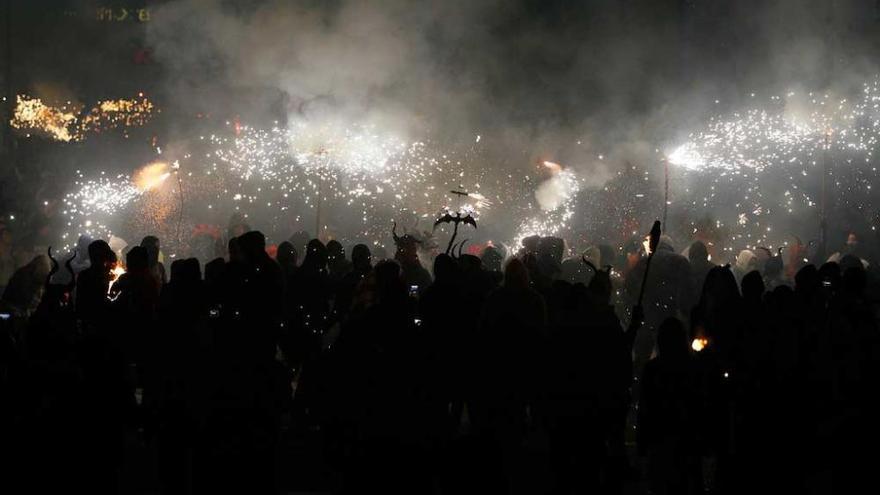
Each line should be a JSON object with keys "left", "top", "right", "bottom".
{"left": 702, "top": 264, "right": 740, "bottom": 307}
{"left": 126, "top": 246, "right": 149, "bottom": 272}
{"left": 560, "top": 258, "right": 589, "bottom": 285}
{"left": 374, "top": 259, "right": 404, "bottom": 300}
{"left": 326, "top": 240, "right": 344, "bottom": 263}
{"left": 238, "top": 231, "right": 267, "bottom": 263}
{"left": 503, "top": 257, "right": 530, "bottom": 290}
{"left": 846, "top": 232, "right": 859, "bottom": 251}
{"left": 735, "top": 249, "right": 758, "bottom": 274}
{"left": 303, "top": 239, "right": 328, "bottom": 270}
{"left": 170, "top": 259, "right": 186, "bottom": 283}
{"left": 842, "top": 265, "right": 867, "bottom": 297}
{"left": 227, "top": 213, "right": 250, "bottom": 238}
{"left": 657, "top": 235, "right": 675, "bottom": 253}
{"left": 276, "top": 241, "right": 297, "bottom": 270}
{"left": 433, "top": 253, "right": 457, "bottom": 283}
{"left": 839, "top": 253, "right": 863, "bottom": 273}
{"left": 538, "top": 236, "right": 564, "bottom": 263}
{"left": 818, "top": 262, "right": 841, "bottom": 291}
{"left": 741, "top": 270, "right": 765, "bottom": 303}
{"left": 392, "top": 228, "right": 421, "bottom": 265}
{"left": 351, "top": 244, "right": 372, "bottom": 271}
{"left": 183, "top": 258, "right": 201, "bottom": 282}
{"left": 764, "top": 249, "right": 784, "bottom": 280}
{"left": 87, "top": 240, "right": 116, "bottom": 268}
{"left": 657, "top": 317, "right": 689, "bottom": 360}
{"left": 794, "top": 264, "right": 819, "bottom": 294}
{"left": 289, "top": 231, "right": 311, "bottom": 257}
{"left": 227, "top": 237, "right": 244, "bottom": 263}
{"left": 522, "top": 235, "right": 540, "bottom": 254}
{"left": 140, "top": 236, "right": 160, "bottom": 267}
{"left": 688, "top": 241, "right": 709, "bottom": 265}
{"left": 76, "top": 234, "right": 94, "bottom": 259}
{"left": 205, "top": 257, "right": 226, "bottom": 284}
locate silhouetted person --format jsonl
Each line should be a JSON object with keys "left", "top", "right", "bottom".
{"left": 638, "top": 317, "right": 700, "bottom": 495}
{"left": 1, "top": 254, "right": 51, "bottom": 317}
{"left": 473, "top": 257, "right": 546, "bottom": 492}
{"left": 688, "top": 240, "right": 714, "bottom": 306}
{"left": 141, "top": 235, "right": 167, "bottom": 285}
{"left": 75, "top": 239, "right": 117, "bottom": 332}
{"left": 334, "top": 243, "right": 371, "bottom": 322}
{"left": 276, "top": 240, "right": 298, "bottom": 280}
{"left": 326, "top": 239, "right": 352, "bottom": 285}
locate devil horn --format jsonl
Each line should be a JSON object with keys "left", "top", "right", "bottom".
{"left": 65, "top": 251, "right": 77, "bottom": 291}
{"left": 458, "top": 239, "right": 468, "bottom": 258}
{"left": 46, "top": 246, "right": 59, "bottom": 286}
{"left": 581, "top": 255, "right": 597, "bottom": 273}
{"left": 392, "top": 221, "right": 400, "bottom": 244}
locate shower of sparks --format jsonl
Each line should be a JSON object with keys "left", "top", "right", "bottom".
{"left": 53, "top": 77, "right": 880, "bottom": 258}
{"left": 59, "top": 122, "right": 509, "bottom": 252}
{"left": 11, "top": 95, "right": 78, "bottom": 142}
{"left": 512, "top": 161, "right": 581, "bottom": 249}
{"left": 665, "top": 78, "right": 880, "bottom": 252}
{"left": 10, "top": 93, "right": 154, "bottom": 142}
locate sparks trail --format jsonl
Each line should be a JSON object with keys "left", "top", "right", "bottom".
{"left": 11, "top": 93, "right": 155, "bottom": 142}
{"left": 665, "top": 77, "right": 880, "bottom": 252}
{"left": 59, "top": 122, "right": 500, "bottom": 252}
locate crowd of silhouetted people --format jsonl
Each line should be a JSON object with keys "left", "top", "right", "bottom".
{"left": 1, "top": 226, "right": 878, "bottom": 494}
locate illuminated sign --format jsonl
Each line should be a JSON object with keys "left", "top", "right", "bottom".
{"left": 96, "top": 7, "right": 151, "bottom": 22}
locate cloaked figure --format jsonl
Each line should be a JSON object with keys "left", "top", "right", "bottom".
{"left": 392, "top": 223, "right": 432, "bottom": 293}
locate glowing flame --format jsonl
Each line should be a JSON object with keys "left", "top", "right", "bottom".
{"left": 107, "top": 263, "right": 126, "bottom": 297}
{"left": 691, "top": 338, "right": 708, "bottom": 352}
{"left": 133, "top": 161, "right": 171, "bottom": 192}
{"left": 543, "top": 160, "right": 563, "bottom": 174}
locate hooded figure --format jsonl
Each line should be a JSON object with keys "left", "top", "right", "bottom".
{"left": 392, "top": 224, "right": 431, "bottom": 292}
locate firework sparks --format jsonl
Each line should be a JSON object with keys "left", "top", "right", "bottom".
{"left": 11, "top": 95, "right": 78, "bottom": 142}
{"left": 513, "top": 160, "right": 581, "bottom": 248}
{"left": 10, "top": 93, "right": 154, "bottom": 142}
{"left": 665, "top": 77, "right": 880, "bottom": 252}
{"left": 133, "top": 162, "right": 171, "bottom": 192}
